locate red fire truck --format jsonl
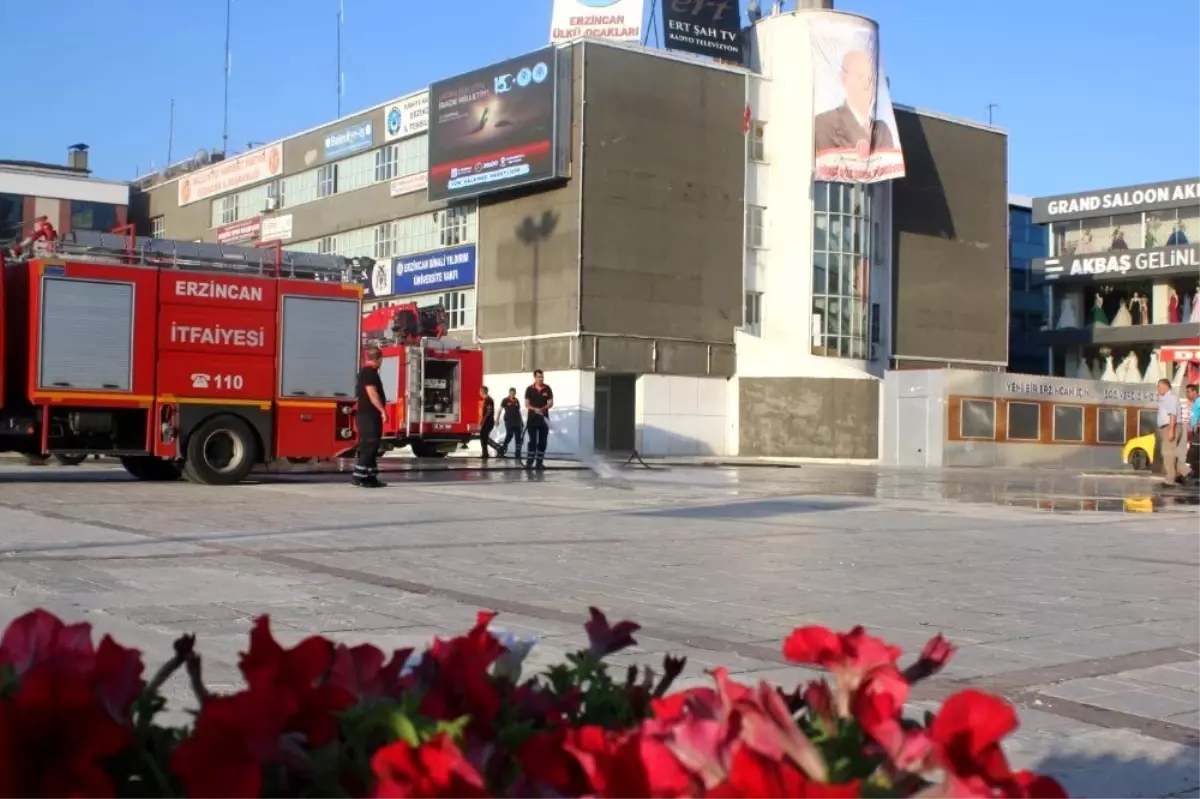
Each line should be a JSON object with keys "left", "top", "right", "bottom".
{"left": 0, "top": 222, "right": 363, "bottom": 484}
{"left": 360, "top": 301, "right": 484, "bottom": 457}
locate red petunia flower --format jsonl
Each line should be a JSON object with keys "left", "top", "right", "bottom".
{"left": 711, "top": 745, "right": 861, "bottom": 798}
{"left": 171, "top": 686, "right": 297, "bottom": 798}
{"left": 371, "top": 733, "right": 487, "bottom": 798}
{"left": 327, "top": 642, "right": 414, "bottom": 703}
{"left": 0, "top": 609, "right": 94, "bottom": 678}
{"left": 584, "top": 607, "right": 641, "bottom": 658}
{"left": 903, "top": 633, "right": 957, "bottom": 684}
{"left": 782, "top": 626, "right": 901, "bottom": 678}
{"left": 238, "top": 616, "right": 354, "bottom": 747}
{"left": 928, "top": 689, "right": 1065, "bottom": 798}
{"left": 418, "top": 611, "right": 506, "bottom": 733}
{"left": 0, "top": 667, "right": 133, "bottom": 798}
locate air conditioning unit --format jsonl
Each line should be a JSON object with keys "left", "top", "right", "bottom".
{"left": 263, "top": 197, "right": 277, "bottom": 211}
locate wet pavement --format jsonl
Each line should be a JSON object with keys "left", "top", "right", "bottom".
{"left": 0, "top": 458, "right": 1197, "bottom": 796}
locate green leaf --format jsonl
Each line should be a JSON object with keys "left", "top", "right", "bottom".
{"left": 391, "top": 712, "right": 420, "bottom": 747}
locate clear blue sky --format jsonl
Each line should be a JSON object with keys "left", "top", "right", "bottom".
{"left": 4, "top": 0, "right": 1197, "bottom": 197}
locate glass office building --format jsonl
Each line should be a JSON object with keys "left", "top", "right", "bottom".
{"left": 1008, "top": 198, "right": 1049, "bottom": 374}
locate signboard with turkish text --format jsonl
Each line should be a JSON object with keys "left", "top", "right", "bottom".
{"left": 384, "top": 92, "right": 430, "bottom": 142}
{"left": 392, "top": 245, "right": 476, "bottom": 295}
{"left": 324, "top": 121, "right": 374, "bottom": 159}
{"left": 260, "top": 214, "right": 293, "bottom": 243}
{"left": 550, "top": 0, "right": 644, "bottom": 44}
{"left": 427, "top": 47, "right": 564, "bottom": 201}
{"left": 215, "top": 217, "right": 262, "bottom": 244}
{"left": 178, "top": 145, "right": 283, "bottom": 207}
{"left": 1032, "top": 178, "right": 1200, "bottom": 224}
{"left": 1033, "top": 242, "right": 1200, "bottom": 285}
{"left": 390, "top": 172, "right": 428, "bottom": 198}
{"left": 661, "top": 0, "right": 742, "bottom": 61}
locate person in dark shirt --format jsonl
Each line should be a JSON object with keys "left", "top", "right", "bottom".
{"left": 524, "top": 369, "right": 553, "bottom": 470}
{"left": 353, "top": 346, "right": 388, "bottom": 488}
{"left": 479, "top": 386, "right": 500, "bottom": 460}
{"left": 498, "top": 388, "right": 524, "bottom": 459}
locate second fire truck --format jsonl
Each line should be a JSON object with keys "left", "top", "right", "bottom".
{"left": 360, "top": 301, "right": 485, "bottom": 457}
{"left": 0, "top": 221, "right": 363, "bottom": 484}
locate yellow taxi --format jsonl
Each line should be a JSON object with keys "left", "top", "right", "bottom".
{"left": 1123, "top": 433, "right": 1155, "bottom": 471}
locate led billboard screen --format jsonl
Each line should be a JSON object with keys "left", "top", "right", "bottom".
{"left": 427, "top": 47, "right": 563, "bottom": 201}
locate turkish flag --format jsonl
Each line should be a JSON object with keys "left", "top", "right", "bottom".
{"left": 742, "top": 103, "right": 752, "bottom": 135}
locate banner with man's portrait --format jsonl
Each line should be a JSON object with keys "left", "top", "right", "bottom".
{"left": 810, "top": 14, "right": 905, "bottom": 184}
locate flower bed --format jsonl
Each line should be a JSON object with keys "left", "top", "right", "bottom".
{"left": 0, "top": 607, "right": 1066, "bottom": 798}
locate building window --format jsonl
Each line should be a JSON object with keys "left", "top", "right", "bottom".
{"left": 744, "top": 291, "right": 762, "bottom": 336}
{"left": 746, "top": 205, "right": 766, "bottom": 249}
{"left": 1138, "top": 409, "right": 1157, "bottom": 437}
{"left": 747, "top": 120, "right": 766, "bottom": 163}
{"left": 69, "top": 201, "right": 119, "bottom": 232}
{"left": 219, "top": 194, "right": 239, "bottom": 226}
{"left": 0, "top": 193, "right": 21, "bottom": 242}
{"left": 1006, "top": 402, "right": 1041, "bottom": 442}
{"left": 317, "top": 164, "right": 338, "bottom": 198}
{"left": 1052, "top": 405, "right": 1085, "bottom": 443}
{"left": 316, "top": 235, "right": 337, "bottom": 255}
{"left": 960, "top": 399, "right": 996, "bottom": 440}
{"left": 374, "top": 222, "right": 397, "bottom": 260}
{"left": 375, "top": 145, "right": 399, "bottom": 182}
{"left": 812, "top": 181, "right": 872, "bottom": 359}
{"left": 266, "top": 180, "right": 284, "bottom": 211}
{"left": 438, "top": 205, "right": 476, "bottom": 248}
{"left": 1097, "top": 407, "right": 1127, "bottom": 445}
{"left": 150, "top": 216, "right": 165, "bottom": 239}
{"left": 441, "top": 289, "right": 475, "bottom": 330}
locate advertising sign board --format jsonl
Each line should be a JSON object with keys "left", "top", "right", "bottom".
{"left": 550, "top": 0, "right": 644, "bottom": 43}
{"left": 178, "top": 144, "right": 283, "bottom": 207}
{"left": 392, "top": 245, "right": 476, "bottom": 295}
{"left": 324, "top": 122, "right": 374, "bottom": 159}
{"left": 427, "top": 47, "right": 562, "bottom": 201}
{"left": 661, "top": 0, "right": 742, "bottom": 60}
{"left": 384, "top": 92, "right": 430, "bottom": 142}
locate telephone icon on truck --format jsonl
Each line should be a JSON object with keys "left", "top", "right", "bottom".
{"left": 191, "top": 373, "right": 211, "bottom": 389}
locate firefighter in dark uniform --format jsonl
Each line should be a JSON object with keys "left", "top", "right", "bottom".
{"left": 524, "top": 369, "right": 553, "bottom": 470}
{"left": 353, "top": 346, "right": 387, "bottom": 488}
{"left": 498, "top": 388, "right": 524, "bottom": 459}
{"left": 479, "top": 386, "right": 499, "bottom": 461}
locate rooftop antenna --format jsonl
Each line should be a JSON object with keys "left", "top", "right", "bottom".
{"left": 642, "top": 0, "right": 659, "bottom": 47}
{"left": 222, "top": 0, "right": 232, "bottom": 155}
{"left": 166, "top": 98, "right": 175, "bottom": 167}
{"left": 336, "top": 0, "right": 344, "bottom": 117}
{"left": 986, "top": 103, "right": 998, "bottom": 125}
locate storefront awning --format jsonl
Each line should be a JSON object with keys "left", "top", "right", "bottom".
{"left": 1160, "top": 337, "right": 1200, "bottom": 363}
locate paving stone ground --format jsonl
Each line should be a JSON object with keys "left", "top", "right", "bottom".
{"left": 0, "top": 459, "right": 1196, "bottom": 798}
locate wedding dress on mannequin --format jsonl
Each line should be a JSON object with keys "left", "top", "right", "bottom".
{"left": 1110, "top": 299, "right": 1132, "bottom": 327}
{"left": 1055, "top": 296, "right": 1080, "bottom": 329}
{"left": 1130, "top": 293, "right": 1144, "bottom": 326}
{"left": 1190, "top": 290, "right": 1200, "bottom": 323}
{"left": 1168, "top": 288, "right": 1181, "bottom": 323}
{"left": 1173, "top": 360, "right": 1187, "bottom": 387}
{"left": 1074, "top": 358, "right": 1093, "bottom": 380}
{"left": 1090, "top": 294, "right": 1108, "bottom": 326}
{"left": 1182, "top": 293, "right": 1193, "bottom": 326}
{"left": 1142, "top": 350, "right": 1162, "bottom": 384}
{"left": 1100, "top": 354, "right": 1118, "bottom": 381}
{"left": 1124, "top": 351, "right": 1141, "bottom": 383}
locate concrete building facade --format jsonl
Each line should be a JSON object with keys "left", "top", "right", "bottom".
{"left": 129, "top": 8, "right": 1009, "bottom": 460}
{"left": 1, "top": 145, "right": 130, "bottom": 245}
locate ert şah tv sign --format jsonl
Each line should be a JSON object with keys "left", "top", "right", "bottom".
{"left": 662, "top": 0, "right": 743, "bottom": 60}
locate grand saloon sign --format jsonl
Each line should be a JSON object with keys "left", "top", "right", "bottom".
{"left": 1035, "top": 242, "right": 1200, "bottom": 284}
{"left": 1032, "top": 177, "right": 1200, "bottom": 224}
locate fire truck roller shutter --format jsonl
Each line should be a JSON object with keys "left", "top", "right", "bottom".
{"left": 279, "top": 295, "right": 359, "bottom": 399}
{"left": 39, "top": 277, "right": 134, "bottom": 392}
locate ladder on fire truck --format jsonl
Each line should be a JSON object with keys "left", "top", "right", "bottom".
{"left": 18, "top": 226, "right": 356, "bottom": 281}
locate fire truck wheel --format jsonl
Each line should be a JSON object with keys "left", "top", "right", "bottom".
{"left": 410, "top": 442, "right": 449, "bottom": 459}
{"left": 54, "top": 453, "right": 89, "bottom": 466}
{"left": 120, "top": 456, "right": 183, "bottom": 482}
{"left": 183, "top": 416, "right": 258, "bottom": 485}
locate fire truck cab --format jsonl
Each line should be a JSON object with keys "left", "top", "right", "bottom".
{"left": 0, "top": 224, "right": 363, "bottom": 484}
{"left": 361, "top": 302, "right": 484, "bottom": 457}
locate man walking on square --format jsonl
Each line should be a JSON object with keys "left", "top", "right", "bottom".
{"left": 1155, "top": 378, "right": 1184, "bottom": 488}
{"left": 524, "top": 369, "right": 553, "bottom": 470}
{"left": 498, "top": 388, "right": 523, "bottom": 459}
